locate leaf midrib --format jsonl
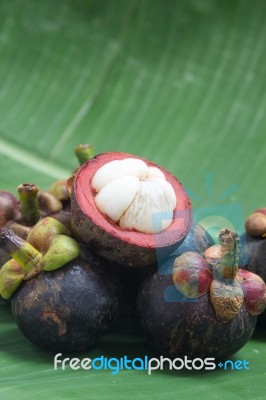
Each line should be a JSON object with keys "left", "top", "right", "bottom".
{"left": 0, "top": 137, "right": 70, "bottom": 179}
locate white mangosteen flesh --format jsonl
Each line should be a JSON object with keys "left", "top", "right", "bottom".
{"left": 92, "top": 158, "right": 177, "bottom": 234}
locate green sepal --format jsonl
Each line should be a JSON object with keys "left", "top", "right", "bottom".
{"left": 27, "top": 217, "right": 70, "bottom": 252}
{"left": 0, "top": 259, "right": 26, "bottom": 299}
{"left": 41, "top": 235, "right": 80, "bottom": 271}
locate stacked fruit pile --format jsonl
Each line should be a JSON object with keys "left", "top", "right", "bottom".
{"left": 0, "top": 145, "right": 265, "bottom": 359}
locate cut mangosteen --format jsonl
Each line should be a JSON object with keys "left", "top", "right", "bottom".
{"left": 71, "top": 152, "right": 192, "bottom": 267}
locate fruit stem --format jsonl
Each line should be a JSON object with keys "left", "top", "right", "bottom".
{"left": 0, "top": 227, "right": 41, "bottom": 272}
{"left": 215, "top": 228, "right": 240, "bottom": 281}
{"left": 75, "top": 144, "right": 94, "bottom": 165}
{"left": 17, "top": 183, "right": 40, "bottom": 226}
{"left": 5, "top": 220, "right": 31, "bottom": 240}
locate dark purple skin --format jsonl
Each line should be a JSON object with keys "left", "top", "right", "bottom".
{"left": 239, "top": 233, "right": 266, "bottom": 327}
{"left": 137, "top": 272, "right": 257, "bottom": 359}
{"left": 173, "top": 223, "right": 214, "bottom": 256}
{"left": 11, "top": 247, "right": 121, "bottom": 352}
{"left": 0, "top": 248, "right": 10, "bottom": 268}
{"left": 159, "top": 223, "right": 214, "bottom": 275}
{"left": 0, "top": 191, "right": 19, "bottom": 228}
{"left": 110, "top": 262, "right": 157, "bottom": 316}
{"left": 0, "top": 191, "right": 19, "bottom": 268}
{"left": 239, "top": 233, "right": 266, "bottom": 281}
{"left": 111, "top": 223, "right": 214, "bottom": 317}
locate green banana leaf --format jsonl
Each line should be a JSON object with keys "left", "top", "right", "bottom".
{"left": 0, "top": 1, "right": 265, "bottom": 399}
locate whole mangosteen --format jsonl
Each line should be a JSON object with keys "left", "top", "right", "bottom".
{"left": 0, "top": 218, "right": 120, "bottom": 352}
{"left": 239, "top": 209, "right": 266, "bottom": 326}
{"left": 11, "top": 252, "right": 120, "bottom": 352}
{"left": 137, "top": 229, "right": 265, "bottom": 359}
{"left": 240, "top": 209, "right": 266, "bottom": 282}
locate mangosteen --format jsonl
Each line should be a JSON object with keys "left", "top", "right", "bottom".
{"left": 244, "top": 208, "right": 266, "bottom": 239}
{"left": 0, "top": 190, "right": 19, "bottom": 228}
{"left": 0, "top": 190, "right": 20, "bottom": 267}
{"left": 11, "top": 253, "right": 120, "bottom": 352}
{"left": 239, "top": 208, "right": 266, "bottom": 282}
{"left": 239, "top": 233, "right": 266, "bottom": 282}
{"left": 110, "top": 261, "right": 158, "bottom": 316}
{"left": 173, "top": 222, "right": 214, "bottom": 256}
{"left": 0, "top": 220, "right": 120, "bottom": 352}
{"left": 137, "top": 229, "right": 265, "bottom": 359}
{"left": 239, "top": 209, "right": 266, "bottom": 326}
{"left": 156, "top": 222, "right": 214, "bottom": 275}
{"left": 71, "top": 152, "right": 192, "bottom": 267}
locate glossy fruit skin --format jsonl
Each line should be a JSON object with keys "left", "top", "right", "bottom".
{"left": 159, "top": 223, "right": 214, "bottom": 275}
{"left": 0, "top": 191, "right": 19, "bottom": 228}
{"left": 240, "top": 233, "right": 266, "bottom": 282}
{"left": 110, "top": 262, "right": 157, "bottom": 316}
{"left": 239, "top": 233, "right": 266, "bottom": 326}
{"left": 173, "top": 223, "right": 214, "bottom": 256}
{"left": 137, "top": 272, "right": 256, "bottom": 359}
{"left": 71, "top": 152, "right": 192, "bottom": 267}
{"left": 107, "top": 224, "right": 213, "bottom": 316}
{"left": 0, "top": 191, "right": 19, "bottom": 268}
{"left": 11, "top": 248, "right": 120, "bottom": 352}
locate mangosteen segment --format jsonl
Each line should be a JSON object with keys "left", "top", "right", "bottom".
{"left": 71, "top": 152, "right": 192, "bottom": 267}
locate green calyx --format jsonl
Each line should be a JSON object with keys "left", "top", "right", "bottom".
{"left": 75, "top": 144, "right": 94, "bottom": 165}
{"left": 0, "top": 217, "right": 79, "bottom": 299}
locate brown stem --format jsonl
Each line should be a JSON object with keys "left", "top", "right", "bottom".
{"left": 204, "top": 228, "right": 241, "bottom": 281}
{"left": 5, "top": 220, "right": 31, "bottom": 240}
{"left": 216, "top": 228, "right": 240, "bottom": 280}
{"left": 0, "top": 227, "right": 41, "bottom": 271}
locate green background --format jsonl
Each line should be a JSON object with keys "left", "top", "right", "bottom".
{"left": 0, "top": 0, "right": 265, "bottom": 399}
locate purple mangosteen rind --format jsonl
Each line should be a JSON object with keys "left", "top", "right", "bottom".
{"left": 0, "top": 190, "right": 20, "bottom": 229}
{"left": 71, "top": 152, "right": 192, "bottom": 267}
{"left": 240, "top": 232, "right": 266, "bottom": 282}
